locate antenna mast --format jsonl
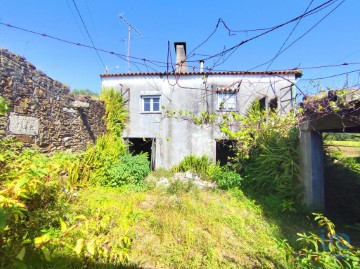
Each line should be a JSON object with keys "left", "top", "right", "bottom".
{"left": 119, "top": 14, "right": 142, "bottom": 73}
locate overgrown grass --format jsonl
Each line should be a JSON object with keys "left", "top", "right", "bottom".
{"left": 324, "top": 140, "right": 360, "bottom": 147}
{"left": 68, "top": 185, "right": 290, "bottom": 269}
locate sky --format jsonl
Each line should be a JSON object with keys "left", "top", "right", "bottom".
{"left": 1, "top": 0, "right": 360, "bottom": 95}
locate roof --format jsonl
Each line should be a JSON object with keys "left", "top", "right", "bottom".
{"left": 100, "top": 69, "right": 303, "bottom": 79}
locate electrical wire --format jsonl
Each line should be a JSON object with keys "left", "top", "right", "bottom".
{"left": 0, "top": 0, "right": 343, "bottom": 75}
{"left": 266, "top": 0, "right": 315, "bottom": 70}
{"left": 300, "top": 69, "right": 360, "bottom": 81}
{"left": 72, "top": 0, "right": 105, "bottom": 68}
{"left": 185, "top": 0, "right": 340, "bottom": 66}
{"left": 249, "top": 0, "right": 345, "bottom": 71}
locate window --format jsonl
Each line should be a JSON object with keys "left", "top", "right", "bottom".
{"left": 142, "top": 95, "right": 161, "bottom": 113}
{"left": 217, "top": 93, "right": 237, "bottom": 111}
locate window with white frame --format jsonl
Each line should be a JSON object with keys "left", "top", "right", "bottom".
{"left": 142, "top": 95, "right": 161, "bottom": 113}
{"left": 217, "top": 92, "right": 237, "bottom": 111}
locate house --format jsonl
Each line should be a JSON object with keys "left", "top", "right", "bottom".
{"left": 101, "top": 42, "right": 302, "bottom": 169}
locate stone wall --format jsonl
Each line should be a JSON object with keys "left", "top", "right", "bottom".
{"left": 0, "top": 49, "right": 106, "bottom": 153}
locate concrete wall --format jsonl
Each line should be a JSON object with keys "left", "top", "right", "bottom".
{"left": 102, "top": 73, "right": 296, "bottom": 168}
{"left": 0, "top": 49, "right": 106, "bottom": 153}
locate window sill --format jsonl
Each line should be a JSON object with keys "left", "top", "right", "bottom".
{"left": 141, "top": 111, "right": 162, "bottom": 114}
{"left": 216, "top": 109, "right": 238, "bottom": 112}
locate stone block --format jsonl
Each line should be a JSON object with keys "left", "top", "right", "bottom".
{"left": 15, "top": 134, "right": 33, "bottom": 143}
{"left": 8, "top": 114, "right": 39, "bottom": 135}
{"left": 72, "top": 100, "right": 90, "bottom": 108}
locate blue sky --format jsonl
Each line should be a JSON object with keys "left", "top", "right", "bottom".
{"left": 1, "top": 0, "right": 359, "bottom": 95}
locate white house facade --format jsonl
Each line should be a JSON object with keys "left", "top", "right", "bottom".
{"left": 101, "top": 43, "right": 302, "bottom": 169}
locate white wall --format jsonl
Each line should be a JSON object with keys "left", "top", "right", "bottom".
{"left": 102, "top": 73, "right": 296, "bottom": 168}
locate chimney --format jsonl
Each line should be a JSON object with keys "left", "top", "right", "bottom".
{"left": 174, "top": 42, "right": 188, "bottom": 73}
{"left": 199, "top": 60, "right": 204, "bottom": 72}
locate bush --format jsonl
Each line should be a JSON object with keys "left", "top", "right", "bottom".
{"left": 288, "top": 214, "right": 360, "bottom": 268}
{"left": 175, "top": 155, "right": 242, "bottom": 190}
{"left": 67, "top": 133, "right": 127, "bottom": 186}
{"left": 100, "top": 88, "right": 128, "bottom": 137}
{"left": 212, "top": 167, "right": 242, "bottom": 190}
{"left": 220, "top": 101, "right": 302, "bottom": 206}
{"left": 0, "top": 95, "right": 9, "bottom": 115}
{"left": 0, "top": 145, "right": 76, "bottom": 267}
{"left": 174, "top": 154, "right": 213, "bottom": 176}
{"left": 243, "top": 128, "right": 301, "bottom": 203}
{"left": 102, "top": 154, "right": 150, "bottom": 187}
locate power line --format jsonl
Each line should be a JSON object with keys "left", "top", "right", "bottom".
{"left": 299, "top": 62, "right": 360, "bottom": 70}
{"left": 72, "top": 0, "right": 105, "bottom": 68}
{"left": 186, "top": 0, "right": 340, "bottom": 66}
{"left": 0, "top": 21, "right": 166, "bottom": 70}
{"left": 0, "top": 1, "right": 342, "bottom": 74}
{"left": 249, "top": 0, "right": 345, "bottom": 71}
{"left": 65, "top": 0, "right": 88, "bottom": 42}
{"left": 1, "top": 5, "right": 356, "bottom": 77}
{"left": 301, "top": 69, "right": 360, "bottom": 81}
{"left": 266, "top": 0, "right": 315, "bottom": 70}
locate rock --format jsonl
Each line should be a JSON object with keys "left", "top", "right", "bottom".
{"left": 156, "top": 177, "right": 170, "bottom": 187}
{"left": 72, "top": 100, "right": 90, "bottom": 108}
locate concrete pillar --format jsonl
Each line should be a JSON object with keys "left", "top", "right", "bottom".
{"left": 299, "top": 122, "right": 325, "bottom": 209}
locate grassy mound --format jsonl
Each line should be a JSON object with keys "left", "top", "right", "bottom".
{"left": 64, "top": 185, "right": 289, "bottom": 269}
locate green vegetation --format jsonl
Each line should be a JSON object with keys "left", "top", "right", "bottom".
{"left": 324, "top": 140, "right": 360, "bottom": 147}
{"left": 324, "top": 133, "right": 360, "bottom": 142}
{"left": 100, "top": 88, "right": 128, "bottom": 137}
{"left": 70, "top": 88, "right": 99, "bottom": 97}
{"left": 71, "top": 186, "right": 291, "bottom": 268}
{"left": 287, "top": 214, "right": 360, "bottom": 268}
{"left": 174, "top": 154, "right": 242, "bottom": 190}
{"left": 0, "top": 95, "right": 9, "bottom": 114}
{"left": 1, "top": 92, "right": 360, "bottom": 268}
{"left": 102, "top": 153, "right": 150, "bottom": 187}
{"left": 220, "top": 101, "right": 302, "bottom": 210}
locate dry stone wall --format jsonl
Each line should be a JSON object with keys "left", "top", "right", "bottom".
{"left": 0, "top": 49, "right": 106, "bottom": 153}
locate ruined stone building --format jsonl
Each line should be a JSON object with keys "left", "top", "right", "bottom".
{"left": 0, "top": 49, "right": 106, "bottom": 152}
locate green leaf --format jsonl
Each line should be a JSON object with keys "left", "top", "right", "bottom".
{"left": 73, "top": 239, "right": 84, "bottom": 255}
{"left": 87, "top": 239, "right": 95, "bottom": 256}
{"left": 41, "top": 247, "right": 52, "bottom": 262}
{"left": 15, "top": 247, "right": 26, "bottom": 261}
{"left": 34, "top": 234, "right": 51, "bottom": 247}
{"left": 59, "top": 218, "right": 67, "bottom": 233}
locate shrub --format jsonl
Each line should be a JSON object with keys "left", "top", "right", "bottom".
{"left": 0, "top": 95, "right": 9, "bottom": 115}
{"left": 288, "top": 213, "right": 360, "bottom": 268}
{"left": 174, "top": 154, "right": 213, "bottom": 176}
{"left": 220, "top": 101, "right": 302, "bottom": 206}
{"left": 100, "top": 88, "right": 128, "bottom": 137}
{"left": 212, "top": 167, "right": 242, "bottom": 190}
{"left": 0, "top": 145, "right": 77, "bottom": 267}
{"left": 67, "top": 133, "right": 127, "bottom": 186}
{"left": 174, "top": 155, "right": 242, "bottom": 190}
{"left": 70, "top": 88, "right": 98, "bottom": 96}
{"left": 243, "top": 128, "right": 302, "bottom": 203}
{"left": 101, "top": 154, "right": 150, "bottom": 187}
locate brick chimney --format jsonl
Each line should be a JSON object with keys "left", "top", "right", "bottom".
{"left": 174, "top": 42, "right": 188, "bottom": 73}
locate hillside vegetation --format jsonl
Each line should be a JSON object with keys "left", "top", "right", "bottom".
{"left": 1, "top": 92, "right": 360, "bottom": 268}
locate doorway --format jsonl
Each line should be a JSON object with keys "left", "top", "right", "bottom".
{"left": 216, "top": 140, "right": 236, "bottom": 166}
{"left": 127, "top": 138, "right": 156, "bottom": 170}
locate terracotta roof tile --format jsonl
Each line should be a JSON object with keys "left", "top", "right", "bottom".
{"left": 100, "top": 70, "right": 303, "bottom": 78}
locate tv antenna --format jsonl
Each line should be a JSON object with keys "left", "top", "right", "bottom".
{"left": 119, "top": 13, "right": 143, "bottom": 73}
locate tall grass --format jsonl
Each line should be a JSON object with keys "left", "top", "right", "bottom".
{"left": 244, "top": 128, "right": 302, "bottom": 205}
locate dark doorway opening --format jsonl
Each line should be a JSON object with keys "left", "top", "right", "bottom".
{"left": 127, "top": 138, "right": 156, "bottom": 170}
{"left": 269, "top": 97, "right": 278, "bottom": 111}
{"left": 259, "top": 97, "right": 266, "bottom": 111}
{"left": 216, "top": 140, "right": 237, "bottom": 166}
